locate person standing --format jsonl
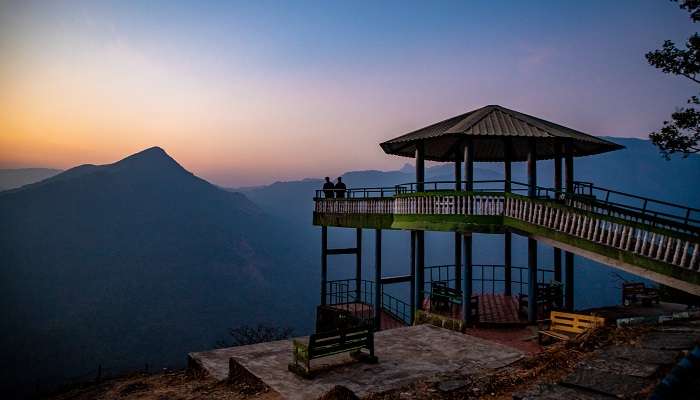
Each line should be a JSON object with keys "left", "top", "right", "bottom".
{"left": 334, "top": 177, "right": 347, "bottom": 198}
{"left": 322, "top": 177, "right": 335, "bottom": 198}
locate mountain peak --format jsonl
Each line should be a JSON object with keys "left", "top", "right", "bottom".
{"left": 112, "top": 146, "right": 186, "bottom": 173}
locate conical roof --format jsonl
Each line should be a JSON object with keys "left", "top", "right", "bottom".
{"left": 380, "top": 105, "right": 624, "bottom": 161}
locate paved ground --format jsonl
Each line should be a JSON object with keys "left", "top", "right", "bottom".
{"left": 516, "top": 321, "right": 700, "bottom": 399}
{"left": 189, "top": 324, "right": 523, "bottom": 400}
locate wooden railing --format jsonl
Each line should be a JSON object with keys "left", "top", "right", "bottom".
{"left": 504, "top": 196, "right": 699, "bottom": 271}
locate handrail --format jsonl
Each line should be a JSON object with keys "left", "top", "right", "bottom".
{"left": 325, "top": 279, "right": 412, "bottom": 326}
{"left": 424, "top": 264, "right": 555, "bottom": 297}
{"left": 314, "top": 179, "right": 700, "bottom": 231}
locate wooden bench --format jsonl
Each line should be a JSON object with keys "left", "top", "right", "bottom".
{"left": 288, "top": 325, "right": 377, "bottom": 378}
{"left": 538, "top": 311, "right": 605, "bottom": 344}
{"left": 622, "top": 282, "right": 659, "bottom": 306}
{"left": 429, "top": 281, "right": 479, "bottom": 321}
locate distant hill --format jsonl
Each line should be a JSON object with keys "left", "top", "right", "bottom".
{"left": 0, "top": 168, "right": 62, "bottom": 191}
{"left": 239, "top": 137, "right": 700, "bottom": 310}
{"left": 0, "top": 147, "right": 315, "bottom": 397}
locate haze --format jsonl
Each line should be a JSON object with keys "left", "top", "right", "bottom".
{"left": 0, "top": 0, "right": 696, "bottom": 186}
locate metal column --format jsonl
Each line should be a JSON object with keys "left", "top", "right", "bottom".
{"left": 527, "top": 139, "right": 538, "bottom": 323}
{"left": 564, "top": 141, "right": 575, "bottom": 310}
{"left": 321, "top": 226, "right": 328, "bottom": 305}
{"left": 374, "top": 229, "right": 382, "bottom": 330}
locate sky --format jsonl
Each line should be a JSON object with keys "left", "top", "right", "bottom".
{"left": 0, "top": 0, "right": 697, "bottom": 187}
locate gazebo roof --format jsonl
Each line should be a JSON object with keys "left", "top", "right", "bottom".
{"left": 380, "top": 105, "right": 624, "bottom": 162}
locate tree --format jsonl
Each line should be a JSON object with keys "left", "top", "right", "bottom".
{"left": 646, "top": 0, "right": 700, "bottom": 158}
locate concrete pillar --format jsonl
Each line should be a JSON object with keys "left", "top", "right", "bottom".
{"left": 462, "top": 233, "right": 473, "bottom": 323}
{"left": 321, "top": 226, "right": 328, "bottom": 305}
{"left": 374, "top": 229, "right": 382, "bottom": 330}
{"left": 564, "top": 141, "right": 575, "bottom": 310}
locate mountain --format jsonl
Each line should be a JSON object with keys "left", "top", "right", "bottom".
{"left": 0, "top": 168, "right": 62, "bottom": 191}
{"left": 0, "top": 147, "right": 316, "bottom": 397}
{"left": 239, "top": 137, "right": 700, "bottom": 309}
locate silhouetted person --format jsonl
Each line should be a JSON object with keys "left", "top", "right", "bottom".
{"left": 322, "top": 177, "right": 335, "bottom": 198}
{"left": 334, "top": 177, "right": 346, "bottom": 198}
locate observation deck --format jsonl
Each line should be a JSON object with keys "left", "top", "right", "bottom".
{"left": 313, "top": 180, "right": 700, "bottom": 295}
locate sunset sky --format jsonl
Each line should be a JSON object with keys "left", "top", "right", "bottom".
{"left": 0, "top": 0, "right": 697, "bottom": 186}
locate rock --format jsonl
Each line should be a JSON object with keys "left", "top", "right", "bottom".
{"left": 317, "top": 385, "right": 360, "bottom": 400}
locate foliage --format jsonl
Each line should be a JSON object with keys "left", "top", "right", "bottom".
{"left": 218, "top": 324, "right": 295, "bottom": 348}
{"left": 646, "top": 1, "right": 700, "bottom": 158}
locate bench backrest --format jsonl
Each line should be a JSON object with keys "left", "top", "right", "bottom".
{"left": 308, "top": 326, "right": 371, "bottom": 357}
{"left": 622, "top": 282, "right": 647, "bottom": 295}
{"left": 549, "top": 311, "right": 605, "bottom": 334}
{"left": 431, "top": 281, "right": 461, "bottom": 298}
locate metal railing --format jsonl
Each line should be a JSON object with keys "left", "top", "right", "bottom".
{"left": 382, "top": 291, "right": 412, "bottom": 325}
{"left": 325, "top": 279, "right": 412, "bottom": 327}
{"left": 314, "top": 179, "right": 700, "bottom": 232}
{"left": 424, "top": 264, "right": 556, "bottom": 298}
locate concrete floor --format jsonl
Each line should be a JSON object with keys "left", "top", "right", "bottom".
{"left": 189, "top": 324, "right": 524, "bottom": 400}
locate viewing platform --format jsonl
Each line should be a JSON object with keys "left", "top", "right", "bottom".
{"left": 313, "top": 104, "right": 700, "bottom": 333}
{"left": 314, "top": 179, "right": 700, "bottom": 295}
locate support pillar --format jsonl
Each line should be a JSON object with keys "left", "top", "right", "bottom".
{"left": 374, "top": 229, "right": 382, "bottom": 330}
{"left": 356, "top": 228, "right": 362, "bottom": 302}
{"left": 416, "top": 231, "right": 425, "bottom": 309}
{"left": 454, "top": 152, "right": 462, "bottom": 289}
{"left": 528, "top": 238, "right": 538, "bottom": 323}
{"left": 527, "top": 139, "right": 538, "bottom": 323}
{"left": 504, "top": 232, "right": 512, "bottom": 296}
{"left": 410, "top": 231, "right": 416, "bottom": 323}
{"left": 565, "top": 252, "right": 574, "bottom": 311}
{"left": 462, "top": 233, "right": 473, "bottom": 323}
{"left": 504, "top": 140, "right": 512, "bottom": 296}
{"left": 553, "top": 142, "right": 562, "bottom": 283}
{"left": 464, "top": 140, "right": 474, "bottom": 191}
{"left": 415, "top": 141, "right": 426, "bottom": 311}
{"left": 463, "top": 139, "right": 475, "bottom": 323}
{"left": 321, "top": 226, "right": 328, "bottom": 305}
{"left": 564, "top": 141, "right": 575, "bottom": 310}
{"left": 416, "top": 142, "right": 425, "bottom": 192}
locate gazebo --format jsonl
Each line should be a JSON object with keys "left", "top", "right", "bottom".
{"left": 380, "top": 104, "right": 623, "bottom": 323}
